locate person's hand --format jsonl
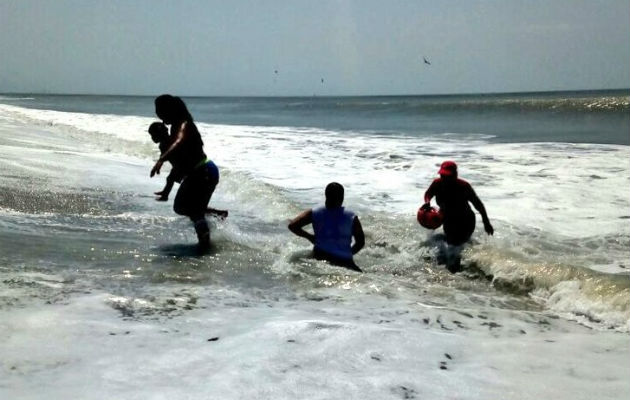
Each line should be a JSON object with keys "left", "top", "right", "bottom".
{"left": 150, "top": 160, "right": 164, "bottom": 177}
{"left": 421, "top": 202, "right": 432, "bottom": 211}
{"left": 484, "top": 220, "right": 494, "bottom": 235}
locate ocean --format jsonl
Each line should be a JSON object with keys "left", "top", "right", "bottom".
{"left": 1, "top": 91, "right": 629, "bottom": 399}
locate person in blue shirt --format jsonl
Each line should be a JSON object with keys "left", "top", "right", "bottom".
{"left": 288, "top": 182, "right": 365, "bottom": 272}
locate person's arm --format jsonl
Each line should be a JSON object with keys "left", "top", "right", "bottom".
{"left": 422, "top": 180, "right": 437, "bottom": 210}
{"left": 151, "top": 122, "right": 189, "bottom": 177}
{"left": 288, "top": 209, "right": 315, "bottom": 244}
{"left": 351, "top": 216, "right": 365, "bottom": 255}
{"left": 468, "top": 186, "right": 494, "bottom": 235}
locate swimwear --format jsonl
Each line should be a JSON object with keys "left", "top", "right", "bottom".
{"left": 173, "top": 159, "right": 219, "bottom": 220}
{"left": 311, "top": 206, "right": 355, "bottom": 260}
{"left": 425, "top": 178, "right": 477, "bottom": 245}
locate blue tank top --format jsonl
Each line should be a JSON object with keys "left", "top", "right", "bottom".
{"left": 311, "top": 206, "right": 355, "bottom": 260}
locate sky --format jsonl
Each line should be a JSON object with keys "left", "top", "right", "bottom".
{"left": 1, "top": 0, "right": 629, "bottom": 96}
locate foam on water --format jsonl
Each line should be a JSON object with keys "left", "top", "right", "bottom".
{"left": 3, "top": 103, "right": 628, "bottom": 230}
{"left": 2, "top": 103, "right": 627, "bottom": 255}
{"left": 2, "top": 104, "right": 629, "bottom": 257}
{"left": 2, "top": 289, "right": 628, "bottom": 400}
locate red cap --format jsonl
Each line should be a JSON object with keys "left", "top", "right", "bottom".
{"left": 438, "top": 161, "right": 457, "bottom": 176}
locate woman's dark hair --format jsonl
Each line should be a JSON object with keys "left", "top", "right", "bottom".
{"left": 155, "top": 94, "right": 194, "bottom": 123}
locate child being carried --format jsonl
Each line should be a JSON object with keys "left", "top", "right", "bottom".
{"left": 148, "top": 122, "right": 184, "bottom": 201}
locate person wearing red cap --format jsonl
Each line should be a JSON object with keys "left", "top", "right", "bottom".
{"left": 422, "top": 161, "right": 493, "bottom": 258}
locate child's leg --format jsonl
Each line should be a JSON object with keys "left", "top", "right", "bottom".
{"left": 162, "top": 177, "right": 175, "bottom": 198}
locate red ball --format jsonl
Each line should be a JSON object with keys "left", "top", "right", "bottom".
{"left": 417, "top": 206, "right": 443, "bottom": 229}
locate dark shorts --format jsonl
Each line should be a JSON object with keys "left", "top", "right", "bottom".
{"left": 174, "top": 160, "right": 219, "bottom": 220}
{"left": 443, "top": 210, "right": 475, "bottom": 246}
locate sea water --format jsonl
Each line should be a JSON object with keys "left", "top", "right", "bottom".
{"left": 0, "top": 92, "right": 629, "bottom": 399}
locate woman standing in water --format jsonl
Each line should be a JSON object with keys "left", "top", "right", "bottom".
{"left": 150, "top": 94, "right": 219, "bottom": 251}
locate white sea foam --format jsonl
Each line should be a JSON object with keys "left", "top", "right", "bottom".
{"left": 1, "top": 290, "right": 628, "bottom": 400}
{"left": 2, "top": 102, "right": 628, "bottom": 267}
{"left": 0, "top": 108, "right": 628, "bottom": 292}
{"left": 3, "top": 102, "right": 627, "bottom": 237}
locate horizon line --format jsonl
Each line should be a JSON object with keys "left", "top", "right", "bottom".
{"left": 1, "top": 87, "right": 629, "bottom": 99}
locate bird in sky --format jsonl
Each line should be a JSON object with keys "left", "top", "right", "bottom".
{"left": 423, "top": 56, "right": 431, "bottom": 65}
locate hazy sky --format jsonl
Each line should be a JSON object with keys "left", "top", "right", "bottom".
{"left": 1, "top": 0, "right": 629, "bottom": 96}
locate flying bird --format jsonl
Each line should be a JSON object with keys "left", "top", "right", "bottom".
{"left": 423, "top": 56, "right": 431, "bottom": 65}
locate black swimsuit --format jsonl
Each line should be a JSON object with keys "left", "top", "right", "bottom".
{"left": 169, "top": 122, "right": 218, "bottom": 221}
{"left": 427, "top": 178, "right": 476, "bottom": 245}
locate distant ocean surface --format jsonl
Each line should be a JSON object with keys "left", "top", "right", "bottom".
{"left": 3, "top": 90, "right": 629, "bottom": 144}
{"left": 1, "top": 90, "right": 629, "bottom": 399}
